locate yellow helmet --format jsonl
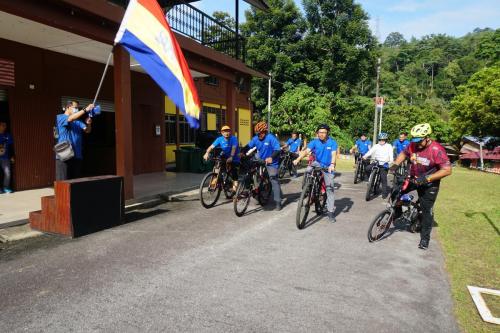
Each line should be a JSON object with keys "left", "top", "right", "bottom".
{"left": 410, "top": 123, "right": 432, "bottom": 142}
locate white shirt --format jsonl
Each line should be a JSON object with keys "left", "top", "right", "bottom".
{"left": 363, "top": 143, "right": 394, "bottom": 165}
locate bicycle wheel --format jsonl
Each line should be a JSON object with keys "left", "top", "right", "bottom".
{"left": 354, "top": 161, "right": 361, "bottom": 184}
{"left": 367, "top": 209, "right": 394, "bottom": 242}
{"left": 278, "top": 161, "right": 287, "bottom": 179}
{"left": 233, "top": 180, "right": 251, "bottom": 217}
{"left": 199, "top": 172, "right": 221, "bottom": 208}
{"left": 296, "top": 180, "right": 313, "bottom": 229}
{"left": 257, "top": 173, "right": 272, "bottom": 206}
{"left": 365, "top": 171, "right": 376, "bottom": 201}
{"left": 223, "top": 174, "right": 235, "bottom": 199}
{"left": 315, "top": 192, "right": 326, "bottom": 215}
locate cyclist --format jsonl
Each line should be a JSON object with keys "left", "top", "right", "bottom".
{"left": 350, "top": 133, "right": 372, "bottom": 162}
{"left": 283, "top": 131, "right": 302, "bottom": 177}
{"left": 390, "top": 123, "right": 452, "bottom": 250}
{"left": 362, "top": 132, "right": 393, "bottom": 199}
{"left": 246, "top": 121, "right": 282, "bottom": 211}
{"left": 293, "top": 124, "right": 337, "bottom": 222}
{"left": 393, "top": 131, "right": 410, "bottom": 157}
{"left": 203, "top": 125, "right": 240, "bottom": 191}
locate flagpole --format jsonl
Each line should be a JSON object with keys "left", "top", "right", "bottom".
{"left": 92, "top": 50, "right": 114, "bottom": 105}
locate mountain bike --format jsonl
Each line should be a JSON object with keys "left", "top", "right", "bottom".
{"left": 353, "top": 153, "right": 367, "bottom": 184}
{"left": 278, "top": 149, "right": 297, "bottom": 178}
{"left": 367, "top": 172, "right": 422, "bottom": 242}
{"left": 365, "top": 160, "right": 382, "bottom": 201}
{"left": 296, "top": 165, "right": 327, "bottom": 229}
{"left": 199, "top": 150, "right": 235, "bottom": 208}
{"left": 233, "top": 156, "right": 272, "bottom": 217}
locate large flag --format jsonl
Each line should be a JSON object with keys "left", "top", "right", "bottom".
{"left": 115, "top": 0, "right": 200, "bottom": 128}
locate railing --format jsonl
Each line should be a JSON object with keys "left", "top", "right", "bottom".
{"left": 166, "top": 3, "right": 246, "bottom": 61}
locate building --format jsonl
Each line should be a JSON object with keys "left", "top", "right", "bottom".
{"left": 459, "top": 136, "right": 500, "bottom": 174}
{"left": 0, "top": 0, "right": 268, "bottom": 198}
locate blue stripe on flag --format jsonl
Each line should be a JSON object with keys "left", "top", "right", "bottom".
{"left": 119, "top": 30, "right": 199, "bottom": 128}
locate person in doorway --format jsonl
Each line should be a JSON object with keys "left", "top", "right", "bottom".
{"left": 55, "top": 101, "right": 93, "bottom": 180}
{"left": 0, "top": 121, "right": 14, "bottom": 193}
{"left": 363, "top": 132, "right": 394, "bottom": 199}
{"left": 203, "top": 125, "right": 240, "bottom": 191}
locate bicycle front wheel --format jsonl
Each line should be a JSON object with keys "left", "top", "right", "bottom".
{"left": 367, "top": 209, "right": 394, "bottom": 242}
{"left": 233, "top": 181, "right": 251, "bottom": 217}
{"left": 200, "top": 172, "right": 221, "bottom": 208}
{"left": 296, "top": 181, "right": 313, "bottom": 229}
{"left": 278, "top": 162, "right": 287, "bottom": 179}
{"left": 257, "top": 174, "right": 272, "bottom": 206}
{"left": 365, "top": 171, "right": 376, "bottom": 201}
{"left": 354, "top": 161, "right": 361, "bottom": 184}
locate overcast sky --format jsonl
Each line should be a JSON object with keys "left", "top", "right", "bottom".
{"left": 192, "top": 0, "right": 500, "bottom": 41}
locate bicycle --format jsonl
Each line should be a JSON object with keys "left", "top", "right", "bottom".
{"left": 353, "top": 153, "right": 367, "bottom": 184}
{"left": 233, "top": 155, "right": 272, "bottom": 217}
{"left": 278, "top": 149, "right": 297, "bottom": 178}
{"left": 296, "top": 165, "right": 328, "bottom": 229}
{"left": 367, "top": 172, "right": 422, "bottom": 242}
{"left": 365, "top": 160, "right": 382, "bottom": 201}
{"left": 199, "top": 150, "right": 235, "bottom": 208}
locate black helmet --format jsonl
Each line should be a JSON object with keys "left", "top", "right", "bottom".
{"left": 316, "top": 124, "right": 330, "bottom": 132}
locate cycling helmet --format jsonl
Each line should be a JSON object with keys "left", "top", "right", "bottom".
{"left": 254, "top": 121, "right": 268, "bottom": 133}
{"left": 316, "top": 124, "right": 330, "bottom": 132}
{"left": 378, "top": 132, "right": 389, "bottom": 140}
{"left": 410, "top": 123, "right": 432, "bottom": 142}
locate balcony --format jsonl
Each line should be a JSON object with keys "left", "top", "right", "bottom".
{"left": 166, "top": 3, "right": 246, "bottom": 62}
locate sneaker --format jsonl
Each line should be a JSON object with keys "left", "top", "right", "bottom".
{"left": 418, "top": 239, "right": 429, "bottom": 250}
{"left": 328, "top": 212, "right": 336, "bottom": 223}
{"left": 3, "top": 188, "right": 13, "bottom": 194}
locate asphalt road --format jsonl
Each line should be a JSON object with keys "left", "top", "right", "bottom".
{"left": 0, "top": 171, "right": 458, "bottom": 332}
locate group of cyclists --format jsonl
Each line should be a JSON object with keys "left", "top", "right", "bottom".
{"left": 202, "top": 121, "right": 451, "bottom": 251}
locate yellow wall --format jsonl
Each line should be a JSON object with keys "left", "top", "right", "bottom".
{"left": 165, "top": 96, "right": 176, "bottom": 114}
{"left": 238, "top": 108, "right": 251, "bottom": 146}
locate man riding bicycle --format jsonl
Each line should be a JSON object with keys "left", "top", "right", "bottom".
{"left": 293, "top": 124, "right": 337, "bottom": 222}
{"left": 393, "top": 132, "right": 410, "bottom": 158}
{"left": 203, "top": 125, "right": 240, "bottom": 191}
{"left": 363, "top": 132, "right": 393, "bottom": 199}
{"left": 390, "top": 123, "right": 452, "bottom": 250}
{"left": 282, "top": 131, "right": 302, "bottom": 177}
{"left": 246, "top": 121, "right": 282, "bottom": 211}
{"left": 350, "top": 133, "right": 372, "bottom": 162}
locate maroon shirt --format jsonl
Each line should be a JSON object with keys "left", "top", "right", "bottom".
{"left": 404, "top": 141, "right": 451, "bottom": 178}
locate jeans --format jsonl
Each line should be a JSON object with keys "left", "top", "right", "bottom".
{"left": 56, "top": 158, "right": 82, "bottom": 181}
{"left": 1, "top": 159, "right": 11, "bottom": 188}
{"left": 266, "top": 166, "right": 281, "bottom": 205}
{"left": 306, "top": 161, "right": 335, "bottom": 213}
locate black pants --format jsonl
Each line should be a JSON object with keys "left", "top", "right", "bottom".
{"left": 227, "top": 161, "right": 239, "bottom": 181}
{"left": 400, "top": 183, "right": 440, "bottom": 241}
{"left": 366, "top": 164, "right": 389, "bottom": 195}
{"left": 56, "top": 158, "right": 82, "bottom": 181}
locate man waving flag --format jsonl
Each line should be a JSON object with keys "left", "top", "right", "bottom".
{"left": 114, "top": 0, "right": 200, "bottom": 128}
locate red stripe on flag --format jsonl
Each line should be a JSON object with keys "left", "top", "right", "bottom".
{"left": 137, "top": 0, "right": 168, "bottom": 30}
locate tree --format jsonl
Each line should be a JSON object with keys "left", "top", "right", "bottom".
{"left": 451, "top": 66, "right": 500, "bottom": 137}
{"left": 384, "top": 32, "right": 406, "bottom": 48}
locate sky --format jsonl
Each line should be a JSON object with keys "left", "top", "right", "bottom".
{"left": 192, "top": 0, "right": 500, "bottom": 41}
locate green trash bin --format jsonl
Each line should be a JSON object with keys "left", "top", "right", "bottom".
{"left": 187, "top": 147, "right": 203, "bottom": 173}
{"left": 174, "top": 149, "right": 190, "bottom": 172}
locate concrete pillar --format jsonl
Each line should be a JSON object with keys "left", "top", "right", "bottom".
{"left": 225, "top": 79, "right": 236, "bottom": 130}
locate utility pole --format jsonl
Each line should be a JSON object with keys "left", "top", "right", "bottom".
{"left": 379, "top": 103, "right": 383, "bottom": 134}
{"left": 479, "top": 140, "right": 484, "bottom": 170}
{"left": 267, "top": 72, "right": 271, "bottom": 132}
{"left": 373, "top": 58, "right": 381, "bottom": 143}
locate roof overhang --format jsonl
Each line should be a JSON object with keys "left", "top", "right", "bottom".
{"left": 243, "top": 0, "right": 269, "bottom": 11}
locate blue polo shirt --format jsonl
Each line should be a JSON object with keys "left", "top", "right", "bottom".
{"left": 56, "top": 114, "right": 86, "bottom": 160}
{"left": 0, "top": 132, "right": 13, "bottom": 160}
{"left": 355, "top": 139, "right": 371, "bottom": 155}
{"left": 393, "top": 139, "right": 410, "bottom": 155}
{"left": 211, "top": 135, "right": 240, "bottom": 162}
{"left": 286, "top": 137, "right": 302, "bottom": 153}
{"left": 308, "top": 137, "right": 338, "bottom": 168}
{"left": 248, "top": 133, "right": 280, "bottom": 168}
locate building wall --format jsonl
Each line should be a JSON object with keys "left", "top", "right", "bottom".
{"left": 0, "top": 37, "right": 164, "bottom": 190}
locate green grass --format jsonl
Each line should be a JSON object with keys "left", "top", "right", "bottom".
{"left": 434, "top": 167, "right": 500, "bottom": 332}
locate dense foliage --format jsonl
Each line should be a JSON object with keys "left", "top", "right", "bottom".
{"left": 214, "top": 1, "right": 499, "bottom": 145}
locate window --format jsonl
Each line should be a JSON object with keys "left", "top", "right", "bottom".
{"left": 165, "top": 114, "right": 176, "bottom": 144}
{"left": 204, "top": 76, "right": 219, "bottom": 86}
{"left": 202, "top": 105, "right": 226, "bottom": 131}
{"left": 179, "top": 115, "right": 196, "bottom": 144}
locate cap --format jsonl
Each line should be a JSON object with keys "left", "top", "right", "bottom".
{"left": 221, "top": 125, "right": 231, "bottom": 132}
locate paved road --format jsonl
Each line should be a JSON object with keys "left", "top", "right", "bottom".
{"left": 0, "top": 171, "right": 458, "bottom": 332}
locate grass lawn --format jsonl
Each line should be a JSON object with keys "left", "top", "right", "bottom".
{"left": 434, "top": 167, "right": 500, "bottom": 332}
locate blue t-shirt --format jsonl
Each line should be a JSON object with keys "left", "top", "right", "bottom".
{"left": 248, "top": 133, "right": 281, "bottom": 168}
{"left": 355, "top": 139, "right": 371, "bottom": 155}
{"left": 56, "top": 114, "right": 86, "bottom": 160}
{"left": 286, "top": 137, "right": 302, "bottom": 153}
{"left": 0, "top": 132, "right": 13, "bottom": 160}
{"left": 393, "top": 139, "right": 410, "bottom": 155}
{"left": 211, "top": 135, "right": 240, "bottom": 162}
{"left": 308, "top": 137, "right": 338, "bottom": 168}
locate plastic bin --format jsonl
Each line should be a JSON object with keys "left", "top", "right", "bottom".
{"left": 174, "top": 149, "right": 190, "bottom": 172}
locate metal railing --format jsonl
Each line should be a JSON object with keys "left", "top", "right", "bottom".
{"left": 166, "top": 3, "right": 246, "bottom": 61}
